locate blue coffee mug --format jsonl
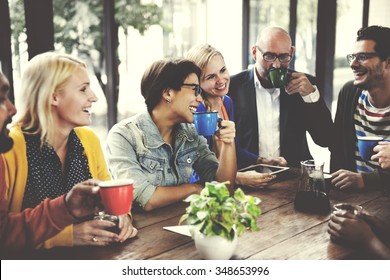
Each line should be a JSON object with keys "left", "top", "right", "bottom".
{"left": 357, "top": 135, "right": 383, "bottom": 161}
{"left": 193, "top": 112, "right": 222, "bottom": 136}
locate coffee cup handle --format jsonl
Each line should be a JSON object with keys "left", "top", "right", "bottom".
{"left": 282, "top": 70, "right": 292, "bottom": 88}
{"left": 215, "top": 118, "right": 225, "bottom": 133}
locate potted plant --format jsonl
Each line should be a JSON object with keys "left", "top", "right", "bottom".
{"left": 179, "top": 181, "right": 262, "bottom": 260}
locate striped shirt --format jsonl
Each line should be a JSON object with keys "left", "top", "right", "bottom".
{"left": 354, "top": 90, "right": 390, "bottom": 172}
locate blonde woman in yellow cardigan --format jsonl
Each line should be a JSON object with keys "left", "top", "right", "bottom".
{"left": 2, "top": 52, "right": 137, "bottom": 248}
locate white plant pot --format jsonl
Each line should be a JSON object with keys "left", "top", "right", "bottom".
{"left": 194, "top": 231, "right": 238, "bottom": 260}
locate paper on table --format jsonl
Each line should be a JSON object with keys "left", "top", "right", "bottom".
{"left": 163, "top": 225, "right": 192, "bottom": 237}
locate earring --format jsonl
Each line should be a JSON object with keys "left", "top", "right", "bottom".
{"left": 165, "top": 98, "right": 171, "bottom": 103}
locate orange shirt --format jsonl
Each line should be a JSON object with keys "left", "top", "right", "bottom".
{"left": 0, "top": 156, "right": 75, "bottom": 253}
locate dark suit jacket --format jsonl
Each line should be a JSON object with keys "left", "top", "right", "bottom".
{"left": 228, "top": 69, "right": 334, "bottom": 167}
{"left": 330, "top": 80, "right": 390, "bottom": 189}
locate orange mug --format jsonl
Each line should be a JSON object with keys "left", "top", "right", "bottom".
{"left": 98, "top": 179, "right": 134, "bottom": 215}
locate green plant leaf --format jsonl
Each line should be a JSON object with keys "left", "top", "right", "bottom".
{"left": 183, "top": 194, "right": 199, "bottom": 203}
{"left": 246, "top": 203, "right": 261, "bottom": 217}
{"left": 180, "top": 181, "right": 262, "bottom": 241}
{"left": 178, "top": 213, "right": 188, "bottom": 225}
{"left": 234, "top": 188, "right": 246, "bottom": 202}
{"left": 196, "top": 210, "right": 209, "bottom": 221}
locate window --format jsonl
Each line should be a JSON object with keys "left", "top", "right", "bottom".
{"left": 368, "top": 0, "right": 390, "bottom": 26}
{"left": 248, "top": 0, "right": 289, "bottom": 67}
{"left": 333, "top": 0, "right": 363, "bottom": 116}
{"left": 295, "top": 0, "right": 318, "bottom": 74}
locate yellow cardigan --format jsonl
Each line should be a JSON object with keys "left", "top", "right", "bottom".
{"left": 2, "top": 126, "right": 111, "bottom": 248}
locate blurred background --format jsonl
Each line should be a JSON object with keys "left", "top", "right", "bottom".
{"left": 1, "top": 0, "right": 389, "bottom": 171}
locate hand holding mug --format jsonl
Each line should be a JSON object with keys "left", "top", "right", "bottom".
{"left": 357, "top": 136, "right": 383, "bottom": 161}
{"left": 73, "top": 219, "right": 119, "bottom": 246}
{"left": 215, "top": 119, "right": 235, "bottom": 144}
{"left": 116, "top": 213, "right": 138, "bottom": 242}
{"left": 65, "top": 179, "right": 103, "bottom": 219}
{"left": 285, "top": 72, "right": 316, "bottom": 96}
{"left": 371, "top": 141, "right": 390, "bottom": 169}
{"left": 328, "top": 210, "right": 376, "bottom": 246}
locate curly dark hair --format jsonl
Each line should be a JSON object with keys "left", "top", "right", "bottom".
{"left": 356, "top": 25, "right": 390, "bottom": 60}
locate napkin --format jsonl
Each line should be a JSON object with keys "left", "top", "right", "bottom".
{"left": 163, "top": 225, "right": 191, "bottom": 237}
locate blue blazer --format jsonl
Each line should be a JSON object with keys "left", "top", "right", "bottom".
{"left": 196, "top": 95, "right": 258, "bottom": 169}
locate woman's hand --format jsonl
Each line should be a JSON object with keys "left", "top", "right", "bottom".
{"left": 117, "top": 214, "right": 138, "bottom": 243}
{"left": 236, "top": 171, "right": 275, "bottom": 188}
{"left": 257, "top": 156, "right": 288, "bottom": 166}
{"left": 215, "top": 120, "right": 235, "bottom": 144}
{"left": 73, "top": 219, "right": 119, "bottom": 246}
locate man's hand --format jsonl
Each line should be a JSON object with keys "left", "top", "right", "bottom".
{"left": 330, "top": 169, "right": 365, "bottom": 190}
{"left": 372, "top": 141, "right": 390, "bottom": 170}
{"left": 65, "top": 179, "right": 103, "bottom": 219}
{"left": 285, "top": 72, "right": 315, "bottom": 96}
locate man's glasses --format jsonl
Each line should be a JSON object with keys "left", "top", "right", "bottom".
{"left": 346, "top": 52, "right": 379, "bottom": 64}
{"left": 181, "top": 83, "right": 202, "bottom": 97}
{"left": 256, "top": 46, "right": 292, "bottom": 63}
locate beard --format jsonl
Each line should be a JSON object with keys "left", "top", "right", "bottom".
{"left": 0, "top": 130, "right": 13, "bottom": 153}
{"left": 355, "top": 81, "right": 367, "bottom": 90}
{"left": 256, "top": 66, "right": 273, "bottom": 88}
{"left": 353, "top": 64, "right": 384, "bottom": 90}
{"left": 0, "top": 118, "right": 14, "bottom": 153}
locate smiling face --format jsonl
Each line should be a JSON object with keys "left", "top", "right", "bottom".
{"left": 170, "top": 73, "right": 202, "bottom": 123}
{"left": 350, "top": 40, "right": 385, "bottom": 90}
{"left": 51, "top": 66, "right": 97, "bottom": 131}
{"left": 200, "top": 55, "right": 230, "bottom": 99}
{"left": 0, "top": 73, "right": 17, "bottom": 153}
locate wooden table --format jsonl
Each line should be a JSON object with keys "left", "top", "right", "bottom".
{"left": 13, "top": 169, "right": 390, "bottom": 260}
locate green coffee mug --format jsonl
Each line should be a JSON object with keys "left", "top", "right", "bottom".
{"left": 268, "top": 68, "right": 289, "bottom": 88}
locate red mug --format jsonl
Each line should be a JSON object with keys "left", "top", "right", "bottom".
{"left": 98, "top": 179, "right": 134, "bottom": 215}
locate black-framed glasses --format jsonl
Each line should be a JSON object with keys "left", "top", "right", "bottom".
{"left": 181, "top": 83, "right": 202, "bottom": 97}
{"left": 346, "top": 52, "right": 379, "bottom": 64}
{"left": 256, "top": 46, "right": 292, "bottom": 63}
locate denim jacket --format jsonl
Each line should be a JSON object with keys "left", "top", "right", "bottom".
{"left": 106, "top": 110, "right": 219, "bottom": 208}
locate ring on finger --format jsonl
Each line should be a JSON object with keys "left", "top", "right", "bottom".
{"left": 92, "top": 236, "right": 98, "bottom": 242}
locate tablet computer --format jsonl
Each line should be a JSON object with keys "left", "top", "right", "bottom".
{"left": 238, "top": 163, "right": 289, "bottom": 175}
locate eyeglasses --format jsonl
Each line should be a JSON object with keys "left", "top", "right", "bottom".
{"left": 256, "top": 46, "right": 292, "bottom": 63}
{"left": 181, "top": 83, "right": 202, "bottom": 97}
{"left": 346, "top": 52, "right": 379, "bottom": 64}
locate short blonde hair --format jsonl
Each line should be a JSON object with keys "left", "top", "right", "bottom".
{"left": 16, "top": 52, "right": 86, "bottom": 145}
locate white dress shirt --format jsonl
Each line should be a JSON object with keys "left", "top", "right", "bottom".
{"left": 253, "top": 68, "right": 320, "bottom": 158}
